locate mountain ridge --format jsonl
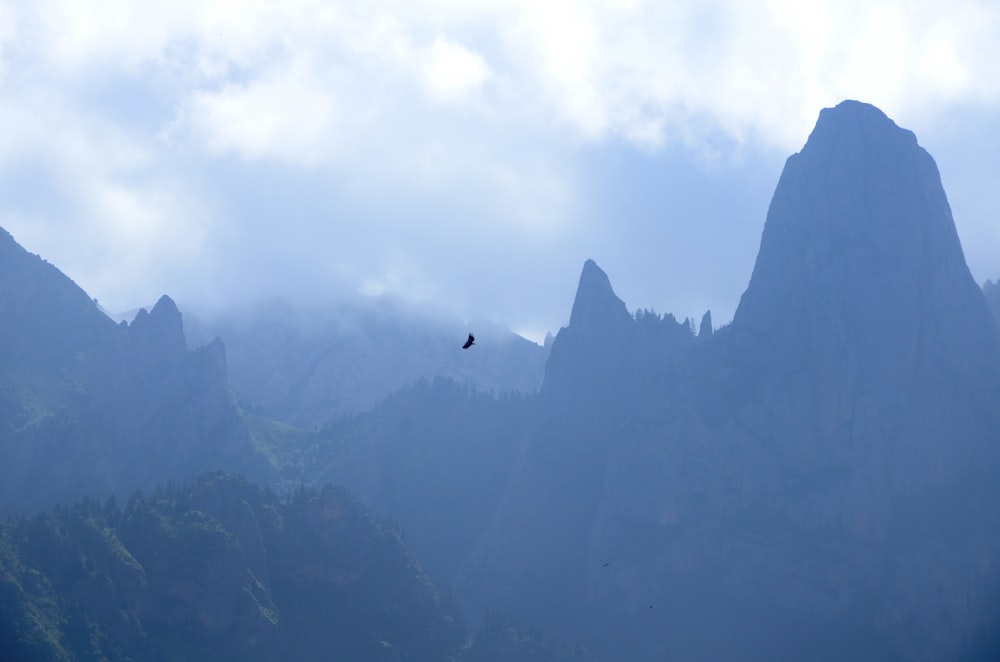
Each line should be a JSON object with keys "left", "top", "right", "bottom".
{"left": 457, "top": 100, "right": 1000, "bottom": 660}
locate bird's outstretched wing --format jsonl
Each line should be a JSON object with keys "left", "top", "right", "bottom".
{"left": 462, "top": 333, "right": 475, "bottom": 349}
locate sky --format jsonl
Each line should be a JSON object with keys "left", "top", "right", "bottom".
{"left": 0, "top": 0, "right": 998, "bottom": 342}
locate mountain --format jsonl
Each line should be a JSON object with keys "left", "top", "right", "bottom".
{"left": 985, "top": 279, "right": 1000, "bottom": 331}
{"left": 0, "top": 472, "right": 466, "bottom": 661}
{"left": 291, "top": 378, "right": 533, "bottom": 586}
{"left": 183, "top": 299, "right": 549, "bottom": 428}
{"left": 457, "top": 101, "right": 1000, "bottom": 660}
{"left": 0, "top": 227, "right": 271, "bottom": 515}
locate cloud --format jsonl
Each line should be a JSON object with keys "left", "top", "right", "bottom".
{"left": 173, "top": 57, "right": 338, "bottom": 166}
{"left": 418, "top": 38, "right": 493, "bottom": 102}
{"left": 1, "top": 0, "right": 999, "bottom": 330}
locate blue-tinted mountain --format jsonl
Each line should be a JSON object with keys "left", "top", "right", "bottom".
{"left": 985, "top": 279, "right": 1000, "bottom": 332}
{"left": 291, "top": 378, "right": 533, "bottom": 586}
{"left": 458, "top": 101, "right": 1000, "bottom": 660}
{"left": 0, "top": 472, "right": 465, "bottom": 661}
{"left": 184, "top": 300, "right": 549, "bottom": 427}
{"left": 0, "top": 228, "right": 271, "bottom": 515}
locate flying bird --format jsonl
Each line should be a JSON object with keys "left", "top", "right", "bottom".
{"left": 462, "top": 333, "right": 475, "bottom": 349}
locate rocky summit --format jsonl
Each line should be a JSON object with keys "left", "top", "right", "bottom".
{"left": 458, "top": 101, "right": 1000, "bottom": 661}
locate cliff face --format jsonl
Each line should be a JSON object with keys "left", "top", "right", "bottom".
{"left": 458, "top": 102, "right": 1000, "bottom": 661}
{"left": 0, "top": 229, "right": 271, "bottom": 515}
{"left": 0, "top": 473, "right": 466, "bottom": 661}
{"left": 735, "top": 100, "right": 999, "bottom": 415}
{"left": 460, "top": 260, "right": 698, "bottom": 636}
{"left": 985, "top": 279, "right": 1000, "bottom": 332}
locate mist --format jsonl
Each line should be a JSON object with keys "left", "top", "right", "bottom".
{"left": 2, "top": 3, "right": 1000, "bottom": 661}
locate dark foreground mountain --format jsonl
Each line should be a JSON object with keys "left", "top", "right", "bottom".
{"left": 0, "top": 228, "right": 271, "bottom": 515}
{"left": 184, "top": 300, "right": 549, "bottom": 428}
{"left": 0, "top": 472, "right": 466, "bottom": 661}
{"left": 457, "top": 101, "right": 1000, "bottom": 660}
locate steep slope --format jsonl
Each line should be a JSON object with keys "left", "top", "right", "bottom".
{"left": 459, "top": 260, "right": 697, "bottom": 638}
{"left": 459, "top": 101, "right": 1000, "bottom": 661}
{"left": 185, "top": 300, "right": 549, "bottom": 427}
{"left": 0, "top": 473, "right": 466, "bottom": 661}
{"left": 0, "top": 227, "right": 116, "bottom": 415}
{"left": 0, "top": 227, "right": 271, "bottom": 515}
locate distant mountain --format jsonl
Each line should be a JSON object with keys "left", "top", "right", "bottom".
{"left": 457, "top": 101, "right": 1000, "bottom": 660}
{"left": 0, "top": 472, "right": 466, "bottom": 661}
{"left": 0, "top": 227, "right": 271, "bottom": 515}
{"left": 184, "top": 299, "right": 549, "bottom": 428}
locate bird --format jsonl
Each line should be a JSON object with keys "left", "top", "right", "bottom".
{"left": 601, "top": 562, "right": 610, "bottom": 567}
{"left": 462, "top": 333, "right": 475, "bottom": 349}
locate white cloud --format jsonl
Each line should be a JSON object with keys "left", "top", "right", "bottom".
{"left": 418, "top": 38, "right": 492, "bottom": 102}
{"left": 2, "top": 0, "right": 1000, "bottom": 325}
{"left": 173, "top": 57, "right": 337, "bottom": 165}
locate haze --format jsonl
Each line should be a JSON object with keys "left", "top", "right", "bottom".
{"left": 1, "top": 0, "right": 998, "bottom": 339}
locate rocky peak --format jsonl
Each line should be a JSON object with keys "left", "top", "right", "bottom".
{"left": 733, "top": 100, "right": 997, "bottom": 383}
{"left": 698, "top": 310, "right": 713, "bottom": 338}
{"left": 541, "top": 260, "right": 634, "bottom": 386}
{"left": 128, "top": 295, "right": 187, "bottom": 364}
{"left": 568, "top": 259, "right": 631, "bottom": 332}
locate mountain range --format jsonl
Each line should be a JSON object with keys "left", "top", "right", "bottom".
{"left": 1, "top": 100, "right": 999, "bottom": 660}
{"left": 456, "top": 100, "right": 1000, "bottom": 661}
{"left": 182, "top": 298, "right": 548, "bottom": 428}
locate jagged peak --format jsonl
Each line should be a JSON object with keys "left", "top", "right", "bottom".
{"left": 733, "top": 100, "right": 996, "bottom": 379}
{"left": 569, "top": 260, "right": 630, "bottom": 330}
{"left": 699, "top": 310, "right": 713, "bottom": 338}
{"left": 128, "top": 294, "right": 187, "bottom": 359}
{"left": 150, "top": 294, "right": 180, "bottom": 319}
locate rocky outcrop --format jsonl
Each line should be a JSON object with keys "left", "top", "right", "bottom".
{"left": 459, "top": 260, "right": 697, "bottom": 638}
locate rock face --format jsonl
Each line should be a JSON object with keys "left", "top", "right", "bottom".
{"left": 460, "top": 260, "right": 697, "bottom": 638}
{"left": 736, "top": 100, "right": 998, "bottom": 403}
{"left": 0, "top": 473, "right": 466, "bottom": 661}
{"left": 985, "top": 279, "right": 1000, "bottom": 332}
{"left": 458, "top": 101, "right": 1000, "bottom": 661}
{"left": 0, "top": 228, "right": 271, "bottom": 515}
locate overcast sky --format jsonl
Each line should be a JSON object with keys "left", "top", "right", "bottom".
{"left": 1, "top": 1, "right": 998, "bottom": 341}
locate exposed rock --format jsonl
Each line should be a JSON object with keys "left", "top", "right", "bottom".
{"left": 459, "top": 259, "right": 695, "bottom": 638}
{"left": 457, "top": 101, "right": 1000, "bottom": 661}
{"left": 127, "top": 295, "right": 187, "bottom": 367}
{"left": 985, "top": 279, "right": 1000, "bottom": 332}
{"left": 698, "top": 310, "right": 712, "bottom": 338}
